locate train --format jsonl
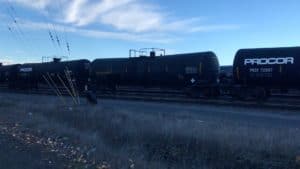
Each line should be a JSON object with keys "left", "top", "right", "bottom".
{"left": 0, "top": 59, "right": 90, "bottom": 92}
{"left": 17, "top": 59, "right": 90, "bottom": 91}
{"left": 91, "top": 49, "right": 220, "bottom": 97}
{"left": 0, "top": 46, "right": 299, "bottom": 100}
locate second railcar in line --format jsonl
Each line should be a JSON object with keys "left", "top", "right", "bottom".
{"left": 91, "top": 51, "right": 220, "bottom": 96}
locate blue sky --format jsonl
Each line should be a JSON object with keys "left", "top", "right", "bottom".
{"left": 0, "top": 0, "right": 299, "bottom": 65}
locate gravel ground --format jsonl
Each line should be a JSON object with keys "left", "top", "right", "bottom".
{"left": 0, "top": 93, "right": 300, "bottom": 169}
{"left": 0, "top": 131, "right": 68, "bottom": 169}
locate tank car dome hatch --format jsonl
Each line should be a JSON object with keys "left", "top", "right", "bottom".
{"left": 150, "top": 51, "right": 156, "bottom": 58}
{"left": 53, "top": 58, "right": 61, "bottom": 63}
{"left": 42, "top": 56, "right": 68, "bottom": 63}
{"left": 129, "top": 48, "right": 165, "bottom": 58}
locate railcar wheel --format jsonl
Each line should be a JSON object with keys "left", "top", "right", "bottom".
{"left": 203, "top": 87, "right": 220, "bottom": 98}
{"left": 203, "top": 88, "right": 211, "bottom": 97}
{"left": 184, "top": 87, "right": 201, "bottom": 98}
{"left": 232, "top": 86, "right": 248, "bottom": 100}
{"left": 254, "top": 87, "right": 268, "bottom": 101}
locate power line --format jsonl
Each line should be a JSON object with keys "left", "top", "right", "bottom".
{"left": 2, "top": 8, "right": 38, "bottom": 62}
{"left": 54, "top": 0, "right": 71, "bottom": 58}
{"left": 5, "top": 1, "right": 40, "bottom": 58}
{"left": 36, "top": 2, "right": 67, "bottom": 59}
{"left": 4, "top": 0, "right": 72, "bottom": 62}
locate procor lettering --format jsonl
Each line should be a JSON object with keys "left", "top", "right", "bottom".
{"left": 244, "top": 57, "right": 294, "bottom": 65}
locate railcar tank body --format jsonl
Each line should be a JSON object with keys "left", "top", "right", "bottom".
{"left": 0, "top": 64, "right": 20, "bottom": 88}
{"left": 16, "top": 59, "right": 90, "bottom": 91}
{"left": 91, "top": 51, "right": 220, "bottom": 96}
{"left": 232, "top": 47, "right": 300, "bottom": 99}
{"left": 90, "top": 58, "right": 128, "bottom": 90}
{"left": 233, "top": 47, "right": 300, "bottom": 88}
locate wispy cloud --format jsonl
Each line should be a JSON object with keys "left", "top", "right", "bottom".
{"left": 7, "top": 0, "right": 240, "bottom": 34}
{"left": 64, "top": 0, "right": 136, "bottom": 27}
{"left": 189, "top": 24, "right": 241, "bottom": 33}
{"left": 6, "top": 0, "right": 53, "bottom": 9}
{"left": 16, "top": 19, "right": 176, "bottom": 43}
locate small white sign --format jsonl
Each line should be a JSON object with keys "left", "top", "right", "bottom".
{"left": 190, "top": 78, "right": 195, "bottom": 83}
{"left": 20, "top": 67, "right": 32, "bottom": 72}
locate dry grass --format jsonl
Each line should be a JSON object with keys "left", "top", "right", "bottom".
{"left": 0, "top": 93, "right": 299, "bottom": 169}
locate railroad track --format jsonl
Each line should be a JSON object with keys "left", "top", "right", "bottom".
{"left": 0, "top": 86, "right": 300, "bottom": 110}
{"left": 97, "top": 90, "right": 300, "bottom": 110}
